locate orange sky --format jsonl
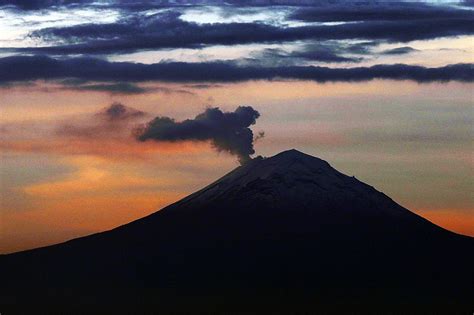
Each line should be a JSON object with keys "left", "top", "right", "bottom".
{"left": 1, "top": 80, "right": 473, "bottom": 253}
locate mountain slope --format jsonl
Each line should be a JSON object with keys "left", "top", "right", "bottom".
{"left": 1, "top": 149, "right": 473, "bottom": 313}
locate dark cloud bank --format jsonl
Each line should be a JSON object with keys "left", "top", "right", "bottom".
{"left": 14, "top": 7, "right": 473, "bottom": 55}
{"left": 8, "top": 0, "right": 472, "bottom": 11}
{"left": 1, "top": 56, "right": 473, "bottom": 84}
{"left": 0, "top": 0, "right": 81, "bottom": 10}
{"left": 288, "top": 2, "right": 474, "bottom": 23}
{"left": 135, "top": 106, "right": 261, "bottom": 164}
{"left": 1, "top": 2, "right": 471, "bottom": 56}
{"left": 1, "top": 0, "right": 222, "bottom": 10}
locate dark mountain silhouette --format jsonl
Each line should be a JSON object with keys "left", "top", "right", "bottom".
{"left": 1, "top": 149, "right": 473, "bottom": 313}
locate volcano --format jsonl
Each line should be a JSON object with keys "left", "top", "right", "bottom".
{"left": 1, "top": 150, "right": 473, "bottom": 313}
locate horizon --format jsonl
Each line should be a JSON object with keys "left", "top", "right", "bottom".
{"left": 1, "top": 0, "right": 474, "bottom": 254}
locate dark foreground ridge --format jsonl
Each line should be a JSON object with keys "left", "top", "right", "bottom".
{"left": 1, "top": 149, "right": 473, "bottom": 313}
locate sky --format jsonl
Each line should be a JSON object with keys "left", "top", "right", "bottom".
{"left": 0, "top": 0, "right": 473, "bottom": 253}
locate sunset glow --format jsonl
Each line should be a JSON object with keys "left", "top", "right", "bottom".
{"left": 1, "top": 0, "right": 473, "bottom": 254}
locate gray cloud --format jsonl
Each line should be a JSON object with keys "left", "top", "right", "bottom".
{"left": 60, "top": 80, "right": 151, "bottom": 95}
{"left": 247, "top": 42, "right": 367, "bottom": 66}
{"left": 135, "top": 106, "right": 261, "bottom": 164}
{"left": 98, "top": 102, "right": 145, "bottom": 121}
{"left": 2, "top": 1, "right": 471, "bottom": 57}
{"left": 1, "top": 56, "right": 472, "bottom": 84}
{"left": 57, "top": 102, "right": 147, "bottom": 138}
{"left": 381, "top": 47, "right": 418, "bottom": 55}
{"left": 63, "top": 82, "right": 150, "bottom": 94}
{"left": 289, "top": 2, "right": 474, "bottom": 22}
{"left": 59, "top": 81, "right": 193, "bottom": 95}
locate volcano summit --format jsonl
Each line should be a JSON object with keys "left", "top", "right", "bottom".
{"left": 1, "top": 150, "right": 473, "bottom": 313}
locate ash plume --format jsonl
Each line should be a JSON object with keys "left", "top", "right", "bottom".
{"left": 135, "top": 106, "right": 261, "bottom": 164}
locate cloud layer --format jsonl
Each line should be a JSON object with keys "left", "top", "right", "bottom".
{"left": 1, "top": 1, "right": 472, "bottom": 85}
{"left": 1, "top": 55, "right": 472, "bottom": 84}
{"left": 135, "top": 106, "right": 261, "bottom": 164}
{"left": 11, "top": 6, "right": 473, "bottom": 55}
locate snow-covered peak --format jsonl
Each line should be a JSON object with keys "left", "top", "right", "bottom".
{"left": 224, "top": 149, "right": 335, "bottom": 186}
{"left": 264, "top": 149, "right": 331, "bottom": 168}
{"left": 174, "top": 149, "right": 413, "bottom": 220}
